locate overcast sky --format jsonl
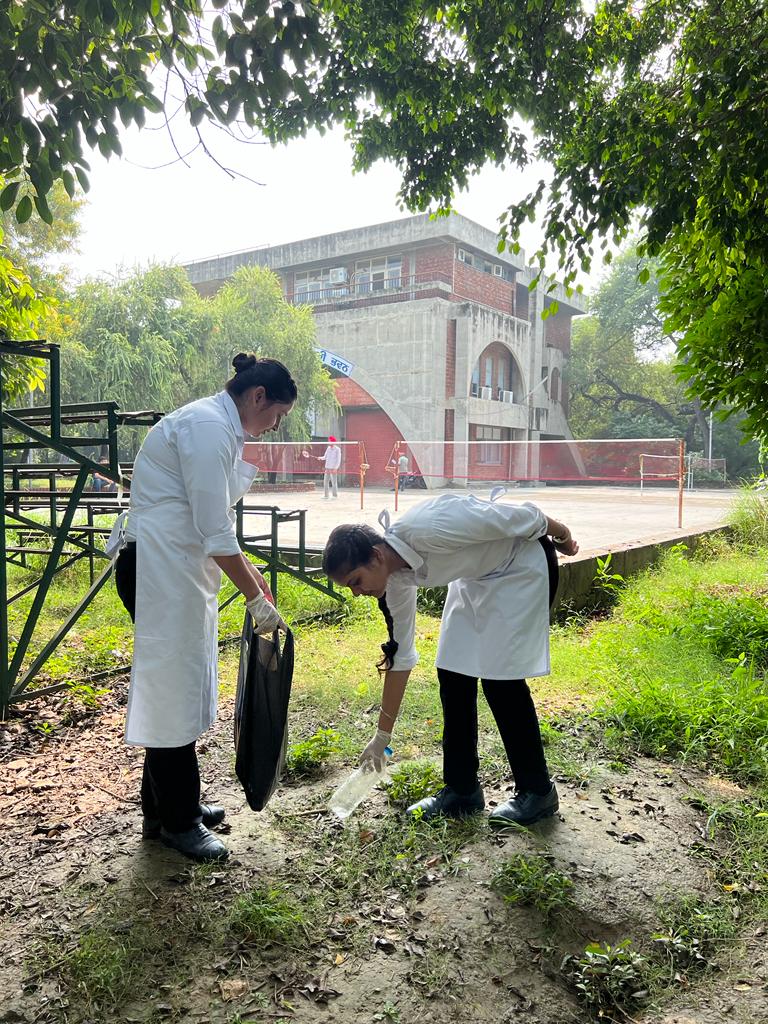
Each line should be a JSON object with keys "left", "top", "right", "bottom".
{"left": 68, "top": 118, "right": 601, "bottom": 293}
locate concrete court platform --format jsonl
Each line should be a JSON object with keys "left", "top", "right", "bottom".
{"left": 243, "top": 484, "right": 736, "bottom": 559}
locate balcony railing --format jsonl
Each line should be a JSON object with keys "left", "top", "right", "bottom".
{"left": 287, "top": 273, "right": 453, "bottom": 309}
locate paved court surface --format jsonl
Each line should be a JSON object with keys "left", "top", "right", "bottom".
{"left": 242, "top": 484, "right": 736, "bottom": 558}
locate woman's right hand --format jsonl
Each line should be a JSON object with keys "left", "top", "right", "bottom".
{"left": 246, "top": 592, "right": 285, "bottom": 634}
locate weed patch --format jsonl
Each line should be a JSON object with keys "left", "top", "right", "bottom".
{"left": 384, "top": 759, "right": 443, "bottom": 808}
{"left": 562, "top": 940, "right": 650, "bottom": 1018}
{"left": 491, "top": 853, "right": 574, "bottom": 918}
{"left": 285, "top": 727, "right": 342, "bottom": 777}
{"left": 228, "top": 885, "right": 310, "bottom": 947}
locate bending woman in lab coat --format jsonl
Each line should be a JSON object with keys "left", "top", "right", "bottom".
{"left": 322, "top": 494, "right": 578, "bottom": 827}
{"left": 112, "top": 354, "right": 296, "bottom": 862}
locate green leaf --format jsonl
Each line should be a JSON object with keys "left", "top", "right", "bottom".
{"left": 16, "top": 195, "right": 33, "bottom": 223}
{"left": 0, "top": 181, "right": 20, "bottom": 211}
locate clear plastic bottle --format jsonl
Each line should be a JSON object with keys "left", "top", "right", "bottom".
{"left": 328, "top": 747, "right": 393, "bottom": 819}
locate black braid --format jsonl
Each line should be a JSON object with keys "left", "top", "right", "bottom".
{"left": 376, "top": 595, "right": 399, "bottom": 673}
{"left": 323, "top": 523, "right": 399, "bottom": 673}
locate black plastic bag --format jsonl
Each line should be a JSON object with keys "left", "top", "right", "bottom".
{"left": 234, "top": 615, "right": 294, "bottom": 811}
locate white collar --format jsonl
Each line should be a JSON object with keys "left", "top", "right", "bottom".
{"left": 378, "top": 508, "right": 424, "bottom": 571}
{"left": 218, "top": 391, "right": 244, "bottom": 442}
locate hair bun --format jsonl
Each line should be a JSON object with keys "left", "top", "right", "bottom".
{"left": 232, "top": 352, "right": 257, "bottom": 373}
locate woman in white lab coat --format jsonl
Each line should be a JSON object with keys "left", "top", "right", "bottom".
{"left": 112, "top": 354, "right": 296, "bottom": 862}
{"left": 322, "top": 494, "right": 579, "bottom": 827}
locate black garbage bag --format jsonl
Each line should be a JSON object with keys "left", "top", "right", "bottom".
{"left": 234, "top": 614, "right": 294, "bottom": 811}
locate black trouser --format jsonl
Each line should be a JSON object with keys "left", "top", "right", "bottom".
{"left": 438, "top": 536, "right": 559, "bottom": 798}
{"left": 115, "top": 543, "right": 203, "bottom": 833}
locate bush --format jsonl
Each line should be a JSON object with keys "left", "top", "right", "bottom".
{"left": 683, "top": 592, "right": 768, "bottom": 668}
{"left": 285, "top": 728, "right": 341, "bottom": 777}
{"left": 562, "top": 941, "right": 649, "bottom": 1016}
{"left": 384, "top": 759, "right": 443, "bottom": 807}
{"left": 491, "top": 854, "right": 574, "bottom": 918}
{"left": 729, "top": 484, "right": 768, "bottom": 548}
{"left": 599, "top": 657, "right": 768, "bottom": 784}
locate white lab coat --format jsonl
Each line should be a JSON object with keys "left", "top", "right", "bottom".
{"left": 381, "top": 494, "right": 551, "bottom": 680}
{"left": 109, "top": 391, "right": 257, "bottom": 747}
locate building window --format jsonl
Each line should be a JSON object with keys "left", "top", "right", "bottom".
{"left": 484, "top": 357, "right": 493, "bottom": 388}
{"left": 550, "top": 367, "right": 560, "bottom": 403}
{"left": 457, "top": 248, "right": 471, "bottom": 264}
{"left": 470, "top": 363, "right": 480, "bottom": 397}
{"left": 476, "top": 425, "right": 503, "bottom": 465}
{"left": 355, "top": 255, "right": 402, "bottom": 292}
{"left": 295, "top": 267, "right": 348, "bottom": 301}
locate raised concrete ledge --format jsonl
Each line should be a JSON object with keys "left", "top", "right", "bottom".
{"left": 183, "top": 212, "right": 527, "bottom": 285}
{"left": 554, "top": 525, "right": 731, "bottom": 613}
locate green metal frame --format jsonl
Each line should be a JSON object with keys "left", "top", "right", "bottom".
{"left": 2, "top": 338, "right": 341, "bottom": 716}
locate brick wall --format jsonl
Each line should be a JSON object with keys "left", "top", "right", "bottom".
{"left": 544, "top": 309, "right": 572, "bottom": 354}
{"left": 453, "top": 261, "right": 515, "bottom": 315}
{"left": 413, "top": 244, "right": 455, "bottom": 283}
{"left": 444, "top": 410, "right": 455, "bottom": 478}
{"left": 445, "top": 319, "right": 457, "bottom": 397}
{"left": 334, "top": 377, "right": 377, "bottom": 408}
{"left": 345, "top": 408, "right": 404, "bottom": 485}
{"left": 516, "top": 283, "right": 530, "bottom": 320}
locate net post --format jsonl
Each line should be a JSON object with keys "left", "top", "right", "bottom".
{"left": 640, "top": 454, "right": 644, "bottom": 496}
{"left": 358, "top": 440, "right": 367, "bottom": 511}
{"left": 677, "top": 439, "right": 685, "bottom": 529}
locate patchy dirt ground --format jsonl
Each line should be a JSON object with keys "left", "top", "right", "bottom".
{"left": 0, "top": 681, "right": 766, "bottom": 1024}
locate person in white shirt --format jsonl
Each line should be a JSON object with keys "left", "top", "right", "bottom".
{"left": 308, "top": 436, "right": 342, "bottom": 498}
{"left": 322, "top": 493, "right": 579, "bottom": 827}
{"left": 111, "top": 354, "right": 296, "bottom": 862}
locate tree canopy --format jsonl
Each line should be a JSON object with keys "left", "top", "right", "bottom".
{"left": 2, "top": 0, "right": 765, "bottom": 439}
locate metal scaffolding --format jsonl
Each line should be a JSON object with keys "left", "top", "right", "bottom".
{"left": 2, "top": 339, "right": 340, "bottom": 717}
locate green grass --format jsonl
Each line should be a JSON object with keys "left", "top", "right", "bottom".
{"left": 491, "top": 853, "right": 574, "bottom": 918}
{"left": 228, "top": 885, "right": 310, "bottom": 947}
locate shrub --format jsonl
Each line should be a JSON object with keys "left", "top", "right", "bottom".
{"left": 562, "top": 941, "right": 649, "bottom": 1016}
{"left": 384, "top": 760, "right": 443, "bottom": 807}
{"left": 285, "top": 727, "right": 341, "bottom": 777}
{"left": 491, "top": 854, "right": 574, "bottom": 918}
{"left": 598, "top": 657, "right": 768, "bottom": 784}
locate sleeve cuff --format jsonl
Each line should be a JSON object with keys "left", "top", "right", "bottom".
{"left": 203, "top": 530, "right": 240, "bottom": 557}
{"left": 391, "top": 651, "right": 419, "bottom": 672}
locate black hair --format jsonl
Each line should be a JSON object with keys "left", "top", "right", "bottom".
{"left": 322, "top": 523, "right": 399, "bottom": 672}
{"left": 225, "top": 353, "right": 298, "bottom": 404}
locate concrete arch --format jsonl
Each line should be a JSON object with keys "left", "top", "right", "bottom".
{"left": 344, "top": 362, "right": 422, "bottom": 446}
{"left": 471, "top": 340, "right": 526, "bottom": 402}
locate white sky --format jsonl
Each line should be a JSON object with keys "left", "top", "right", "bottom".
{"left": 69, "top": 120, "right": 600, "bottom": 292}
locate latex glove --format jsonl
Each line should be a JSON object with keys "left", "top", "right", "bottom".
{"left": 360, "top": 728, "right": 392, "bottom": 773}
{"left": 246, "top": 593, "right": 285, "bottom": 634}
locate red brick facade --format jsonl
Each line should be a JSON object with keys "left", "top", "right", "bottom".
{"left": 453, "top": 260, "right": 515, "bottom": 315}
{"left": 345, "top": 408, "right": 404, "bottom": 486}
{"left": 544, "top": 309, "right": 573, "bottom": 355}
{"left": 334, "top": 377, "right": 377, "bottom": 408}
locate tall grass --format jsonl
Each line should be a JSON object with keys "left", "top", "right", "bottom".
{"left": 728, "top": 483, "right": 768, "bottom": 548}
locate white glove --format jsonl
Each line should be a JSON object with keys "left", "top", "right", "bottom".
{"left": 360, "top": 729, "right": 392, "bottom": 773}
{"left": 246, "top": 593, "right": 285, "bottom": 634}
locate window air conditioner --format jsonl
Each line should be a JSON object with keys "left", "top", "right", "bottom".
{"left": 329, "top": 267, "right": 347, "bottom": 283}
{"left": 479, "top": 386, "right": 493, "bottom": 400}
{"left": 501, "top": 390, "right": 515, "bottom": 404}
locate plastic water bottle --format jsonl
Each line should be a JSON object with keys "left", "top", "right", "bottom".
{"left": 328, "top": 748, "right": 393, "bottom": 819}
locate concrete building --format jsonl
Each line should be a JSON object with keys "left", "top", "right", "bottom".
{"left": 184, "top": 213, "right": 585, "bottom": 486}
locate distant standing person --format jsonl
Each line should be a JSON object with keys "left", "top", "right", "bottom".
{"left": 308, "top": 436, "right": 342, "bottom": 498}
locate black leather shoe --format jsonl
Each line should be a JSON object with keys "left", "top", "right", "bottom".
{"left": 143, "top": 803, "right": 225, "bottom": 840}
{"left": 407, "top": 784, "right": 484, "bottom": 821}
{"left": 159, "top": 823, "right": 229, "bottom": 862}
{"left": 489, "top": 784, "right": 559, "bottom": 828}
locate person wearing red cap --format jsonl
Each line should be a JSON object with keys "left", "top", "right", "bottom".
{"left": 307, "top": 436, "right": 342, "bottom": 497}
